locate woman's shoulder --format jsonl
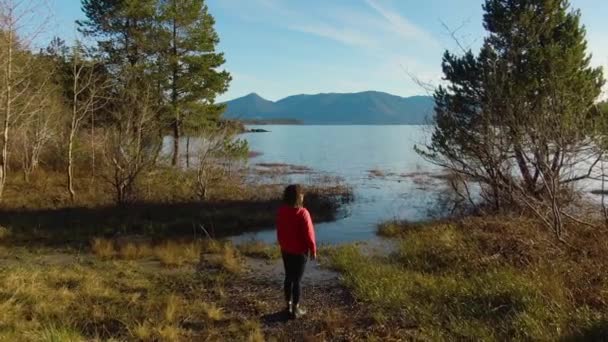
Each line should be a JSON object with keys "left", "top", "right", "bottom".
{"left": 296, "top": 207, "right": 311, "bottom": 217}
{"left": 277, "top": 205, "right": 310, "bottom": 216}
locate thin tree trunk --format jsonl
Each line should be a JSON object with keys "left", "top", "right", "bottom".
{"left": 172, "top": 121, "right": 180, "bottom": 166}
{"left": 514, "top": 145, "right": 535, "bottom": 193}
{"left": 68, "top": 60, "right": 79, "bottom": 202}
{"left": 186, "top": 135, "right": 190, "bottom": 168}
{"left": 0, "top": 29, "right": 13, "bottom": 201}
{"left": 91, "top": 112, "right": 95, "bottom": 175}
{"left": 67, "top": 126, "right": 76, "bottom": 202}
{"left": 170, "top": 7, "right": 180, "bottom": 166}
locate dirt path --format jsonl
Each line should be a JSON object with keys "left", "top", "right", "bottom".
{"left": 218, "top": 240, "right": 401, "bottom": 340}
{"left": 223, "top": 257, "right": 374, "bottom": 341}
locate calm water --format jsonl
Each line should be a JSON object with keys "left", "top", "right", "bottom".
{"left": 232, "top": 125, "right": 445, "bottom": 244}
{"left": 167, "top": 125, "right": 604, "bottom": 245}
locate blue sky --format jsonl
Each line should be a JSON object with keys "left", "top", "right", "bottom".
{"left": 40, "top": 0, "right": 608, "bottom": 101}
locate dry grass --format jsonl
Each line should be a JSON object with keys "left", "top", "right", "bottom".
{"left": 237, "top": 241, "right": 281, "bottom": 260}
{"left": 118, "top": 242, "right": 153, "bottom": 260}
{"left": 89, "top": 237, "right": 244, "bottom": 274}
{"left": 329, "top": 216, "right": 608, "bottom": 341}
{"left": 0, "top": 246, "right": 262, "bottom": 341}
{"left": 218, "top": 244, "right": 242, "bottom": 274}
{"left": 91, "top": 238, "right": 116, "bottom": 259}
{"left": 164, "top": 294, "right": 181, "bottom": 323}
{"left": 90, "top": 238, "right": 204, "bottom": 267}
{"left": 199, "top": 242, "right": 243, "bottom": 274}
{"left": 130, "top": 321, "right": 153, "bottom": 340}
{"left": 154, "top": 241, "right": 201, "bottom": 267}
{"left": 156, "top": 325, "right": 182, "bottom": 341}
{"left": 201, "top": 239, "right": 224, "bottom": 254}
{"left": 201, "top": 302, "right": 224, "bottom": 321}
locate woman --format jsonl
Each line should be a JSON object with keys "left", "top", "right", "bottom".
{"left": 276, "top": 184, "right": 317, "bottom": 319}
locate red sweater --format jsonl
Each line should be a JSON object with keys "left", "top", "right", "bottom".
{"left": 276, "top": 205, "right": 317, "bottom": 255}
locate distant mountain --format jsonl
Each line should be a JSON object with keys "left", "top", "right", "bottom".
{"left": 222, "top": 91, "right": 434, "bottom": 125}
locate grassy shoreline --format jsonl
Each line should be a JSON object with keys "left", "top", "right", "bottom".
{"left": 326, "top": 216, "right": 608, "bottom": 340}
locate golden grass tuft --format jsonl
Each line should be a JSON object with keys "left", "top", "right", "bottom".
{"left": 130, "top": 321, "right": 153, "bottom": 340}
{"left": 236, "top": 241, "right": 281, "bottom": 260}
{"left": 164, "top": 294, "right": 181, "bottom": 323}
{"left": 91, "top": 238, "right": 116, "bottom": 259}
{"left": 91, "top": 238, "right": 205, "bottom": 267}
{"left": 118, "top": 242, "right": 153, "bottom": 260}
{"left": 156, "top": 325, "right": 182, "bottom": 341}
{"left": 219, "top": 244, "right": 242, "bottom": 273}
{"left": 118, "top": 242, "right": 140, "bottom": 260}
{"left": 244, "top": 321, "right": 265, "bottom": 342}
{"left": 154, "top": 241, "right": 201, "bottom": 267}
{"left": 201, "top": 239, "right": 224, "bottom": 254}
{"left": 35, "top": 324, "right": 84, "bottom": 342}
{"left": 201, "top": 302, "right": 224, "bottom": 322}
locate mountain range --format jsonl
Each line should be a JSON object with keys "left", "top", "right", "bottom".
{"left": 222, "top": 91, "right": 434, "bottom": 125}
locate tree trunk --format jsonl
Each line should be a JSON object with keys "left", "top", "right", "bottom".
{"left": 91, "top": 112, "right": 95, "bottom": 175}
{"left": 172, "top": 120, "right": 180, "bottom": 166}
{"left": 186, "top": 136, "right": 190, "bottom": 168}
{"left": 514, "top": 145, "right": 536, "bottom": 194}
{"left": 0, "top": 30, "right": 13, "bottom": 201}
{"left": 68, "top": 69, "right": 79, "bottom": 202}
{"left": 170, "top": 10, "right": 180, "bottom": 166}
{"left": 67, "top": 127, "right": 76, "bottom": 202}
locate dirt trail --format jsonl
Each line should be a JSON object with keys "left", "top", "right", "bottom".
{"left": 221, "top": 239, "right": 405, "bottom": 340}
{"left": 224, "top": 256, "right": 372, "bottom": 341}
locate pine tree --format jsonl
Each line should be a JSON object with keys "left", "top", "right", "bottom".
{"left": 157, "top": 0, "right": 231, "bottom": 166}
{"left": 78, "top": 0, "right": 157, "bottom": 69}
{"left": 419, "top": 0, "right": 605, "bottom": 213}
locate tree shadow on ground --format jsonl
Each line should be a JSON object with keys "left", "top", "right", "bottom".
{"left": 0, "top": 193, "right": 342, "bottom": 246}
{"left": 561, "top": 320, "right": 608, "bottom": 342}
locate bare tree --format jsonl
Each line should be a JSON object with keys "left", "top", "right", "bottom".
{"left": 193, "top": 126, "right": 233, "bottom": 201}
{"left": 101, "top": 78, "right": 160, "bottom": 205}
{"left": 15, "top": 87, "right": 59, "bottom": 181}
{"left": 0, "top": 0, "right": 49, "bottom": 199}
{"left": 66, "top": 43, "right": 109, "bottom": 201}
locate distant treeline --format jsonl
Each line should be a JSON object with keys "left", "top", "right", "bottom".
{"left": 238, "top": 118, "right": 303, "bottom": 125}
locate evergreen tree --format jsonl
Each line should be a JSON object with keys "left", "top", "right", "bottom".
{"left": 78, "top": 0, "right": 231, "bottom": 166}
{"left": 77, "top": 0, "right": 157, "bottom": 70}
{"left": 158, "top": 0, "right": 231, "bottom": 166}
{"left": 419, "top": 0, "right": 605, "bottom": 212}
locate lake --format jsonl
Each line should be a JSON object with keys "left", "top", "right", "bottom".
{"left": 232, "top": 125, "right": 446, "bottom": 245}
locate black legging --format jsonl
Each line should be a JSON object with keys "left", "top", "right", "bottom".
{"left": 282, "top": 252, "right": 307, "bottom": 306}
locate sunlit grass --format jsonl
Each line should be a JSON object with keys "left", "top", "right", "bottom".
{"left": 0, "top": 246, "right": 258, "bottom": 341}
{"left": 154, "top": 241, "right": 201, "bottom": 267}
{"left": 91, "top": 238, "right": 116, "bottom": 259}
{"left": 327, "top": 217, "right": 608, "bottom": 340}
{"left": 236, "top": 241, "right": 281, "bottom": 260}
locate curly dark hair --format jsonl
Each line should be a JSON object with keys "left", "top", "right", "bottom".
{"left": 283, "top": 184, "right": 304, "bottom": 207}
